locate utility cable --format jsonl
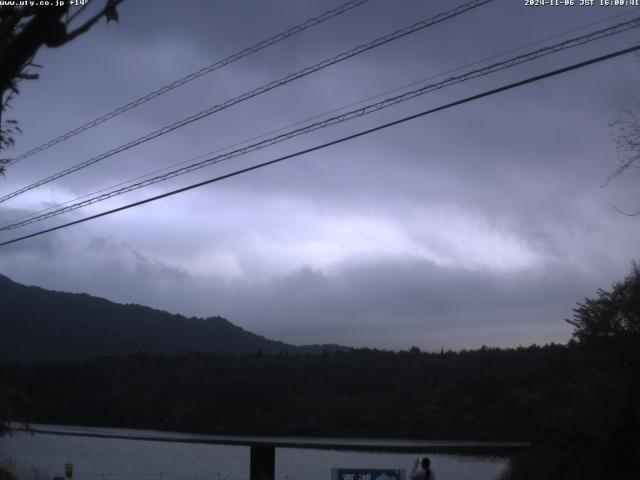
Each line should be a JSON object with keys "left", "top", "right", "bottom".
{"left": 1, "top": 43, "right": 638, "bottom": 248}
{"left": 3, "top": 7, "right": 634, "bottom": 229}
{"left": 0, "top": 0, "right": 495, "bottom": 204}
{"left": 4, "top": 0, "right": 374, "bottom": 167}
{"left": 2, "top": 17, "right": 638, "bottom": 231}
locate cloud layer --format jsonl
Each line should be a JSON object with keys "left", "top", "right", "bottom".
{"left": 1, "top": 0, "right": 638, "bottom": 349}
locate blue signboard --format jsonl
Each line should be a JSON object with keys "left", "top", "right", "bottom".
{"left": 331, "top": 468, "right": 405, "bottom": 480}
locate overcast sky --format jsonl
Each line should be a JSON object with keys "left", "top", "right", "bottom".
{"left": 1, "top": 0, "right": 638, "bottom": 350}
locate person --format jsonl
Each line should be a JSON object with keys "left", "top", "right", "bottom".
{"left": 410, "top": 457, "right": 435, "bottom": 480}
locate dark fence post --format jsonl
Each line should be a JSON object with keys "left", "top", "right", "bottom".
{"left": 250, "top": 444, "right": 275, "bottom": 480}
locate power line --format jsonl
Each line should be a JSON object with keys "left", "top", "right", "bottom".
{"left": 0, "top": 0, "right": 496, "bottom": 204}
{"left": 1, "top": 43, "right": 638, "bottom": 248}
{"left": 4, "top": 8, "right": 634, "bottom": 230}
{"left": 4, "top": 0, "right": 374, "bottom": 167}
{"left": 4, "top": 16, "right": 636, "bottom": 230}
{"left": 3, "top": 16, "right": 638, "bottom": 231}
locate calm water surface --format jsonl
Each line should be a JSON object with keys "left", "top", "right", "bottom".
{"left": 0, "top": 425, "right": 510, "bottom": 480}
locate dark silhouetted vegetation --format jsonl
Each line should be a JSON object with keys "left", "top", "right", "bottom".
{"left": 0, "top": 274, "right": 345, "bottom": 362}
{"left": 0, "top": 467, "right": 16, "bottom": 480}
{"left": 0, "top": 1, "right": 124, "bottom": 175}
{"left": 0, "top": 385, "right": 31, "bottom": 435}
{"left": 501, "top": 263, "right": 640, "bottom": 480}
{"left": 1, "top": 265, "right": 638, "bottom": 477}
{"left": 1, "top": 344, "right": 572, "bottom": 439}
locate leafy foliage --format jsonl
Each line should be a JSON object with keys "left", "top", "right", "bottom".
{"left": 503, "top": 263, "right": 640, "bottom": 480}
{"left": 0, "top": 1, "right": 124, "bottom": 174}
{"left": 567, "top": 261, "right": 640, "bottom": 341}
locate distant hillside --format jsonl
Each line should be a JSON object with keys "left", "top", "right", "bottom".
{"left": 0, "top": 274, "right": 347, "bottom": 362}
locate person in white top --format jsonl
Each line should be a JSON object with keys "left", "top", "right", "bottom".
{"left": 410, "top": 457, "right": 435, "bottom": 480}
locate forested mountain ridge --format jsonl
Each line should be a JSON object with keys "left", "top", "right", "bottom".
{"left": 0, "top": 274, "right": 345, "bottom": 361}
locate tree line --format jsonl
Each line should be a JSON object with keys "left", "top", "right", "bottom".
{"left": 1, "top": 263, "right": 638, "bottom": 479}
{"left": 502, "top": 263, "right": 640, "bottom": 480}
{"left": 1, "top": 344, "right": 573, "bottom": 439}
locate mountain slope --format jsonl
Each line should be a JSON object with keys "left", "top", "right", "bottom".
{"left": 0, "top": 274, "right": 344, "bottom": 362}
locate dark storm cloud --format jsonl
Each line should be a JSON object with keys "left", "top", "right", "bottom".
{"left": 1, "top": 0, "right": 638, "bottom": 349}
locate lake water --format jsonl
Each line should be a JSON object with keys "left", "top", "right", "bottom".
{"left": 0, "top": 425, "right": 511, "bottom": 480}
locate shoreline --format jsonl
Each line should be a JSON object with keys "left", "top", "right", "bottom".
{"left": 12, "top": 425, "right": 529, "bottom": 456}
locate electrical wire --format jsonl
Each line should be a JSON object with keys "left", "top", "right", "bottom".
{"left": 4, "top": 0, "right": 374, "bottom": 167}
{"left": 1, "top": 43, "right": 638, "bottom": 248}
{"left": 3, "top": 16, "right": 638, "bottom": 231}
{"left": 0, "top": 0, "right": 496, "bottom": 204}
{"left": 3, "top": 7, "right": 634, "bottom": 229}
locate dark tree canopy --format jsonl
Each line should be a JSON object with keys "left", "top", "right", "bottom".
{"left": 504, "top": 262, "right": 640, "bottom": 480}
{"left": 566, "top": 261, "right": 640, "bottom": 342}
{"left": 0, "top": 345, "right": 574, "bottom": 440}
{"left": 0, "top": 0, "right": 124, "bottom": 175}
